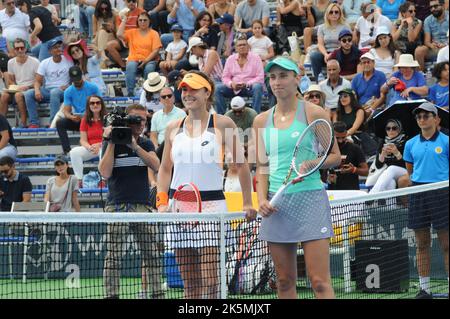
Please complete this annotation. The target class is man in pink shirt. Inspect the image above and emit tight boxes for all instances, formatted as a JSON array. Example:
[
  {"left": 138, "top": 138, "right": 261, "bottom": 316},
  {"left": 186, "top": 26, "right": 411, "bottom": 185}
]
[{"left": 214, "top": 36, "right": 265, "bottom": 114}]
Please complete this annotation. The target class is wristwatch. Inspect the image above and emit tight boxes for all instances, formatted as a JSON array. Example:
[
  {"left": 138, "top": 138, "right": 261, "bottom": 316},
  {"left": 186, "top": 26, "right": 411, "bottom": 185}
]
[{"left": 190, "top": 6, "right": 195, "bottom": 10}]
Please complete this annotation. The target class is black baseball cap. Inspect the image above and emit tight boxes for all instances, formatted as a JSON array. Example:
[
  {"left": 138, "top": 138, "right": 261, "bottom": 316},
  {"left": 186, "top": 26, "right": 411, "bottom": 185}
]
[{"left": 69, "top": 66, "right": 83, "bottom": 82}]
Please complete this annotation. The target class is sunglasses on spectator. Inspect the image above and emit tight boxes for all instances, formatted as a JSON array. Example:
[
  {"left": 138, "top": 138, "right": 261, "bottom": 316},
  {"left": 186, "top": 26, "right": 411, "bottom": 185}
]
[
  {"left": 90, "top": 100, "right": 102, "bottom": 105},
  {"left": 329, "top": 10, "right": 340, "bottom": 15},
  {"left": 385, "top": 126, "right": 399, "bottom": 131},
  {"left": 361, "top": 60, "right": 372, "bottom": 64},
  {"left": 160, "top": 94, "right": 173, "bottom": 99},
  {"left": 308, "top": 93, "right": 321, "bottom": 99},
  {"left": 415, "top": 113, "right": 435, "bottom": 120},
  {"left": 14, "top": 46, "right": 25, "bottom": 51},
  {"left": 340, "top": 37, "right": 352, "bottom": 43},
  {"left": 101, "top": 6, "right": 108, "bottom": 11},
  {"left": 369, "top": 27, "right": 374, "bottom": 37},
  {"left": 138, "top": 19, "right": 149, "bottom": 22},
  {"left": 408, "top": 9, "right": 416, "bottom": 13},
  {"left": 430, "top": 4, "right": 440, "bottom": 9}
]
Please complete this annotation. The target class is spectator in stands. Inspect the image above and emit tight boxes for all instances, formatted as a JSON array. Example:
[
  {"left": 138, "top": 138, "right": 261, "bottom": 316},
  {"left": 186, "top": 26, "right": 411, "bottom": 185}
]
[
  {"left": 44, "top": 154, "right": 80, "bottom": 212},
  {"left": 167, "top": 69, "right": 183, "bottom": 105},
  {"left": 117, "top": 11, "right": 162, "bottom": 97},
  {"left": 327, "top": 121, "right": 368, "bottom": 190},
  {"left": 66, "top": 40, "right": 107, "bottom": 95},
  {"left": 319, "top": 59, "right": 351, "bottom": 113},
  {"left": 192, "top": 11, "right": 219, "bottom": 50},
  {"left": 208, "top": 0, "right": 235, "bottom": 21},
  {"left": 99, "top": 103, "right": 163, "bottom": 300},
  {"left": 354, "top": 3, "right": 392, "bottom": 51},
  {"left": 275, "top": 0, "right": 314, "bottom": 56},
  {"left": 376, "top": 0, "right": 404, "bottom": 21},
  {"left": 0, "top": 38, "right": 40, "bottom": 128},
  {"left": 0, "top": 113, "right": 16, "bottom": 160},
  {"left": 216, "top": 13, "right": 235, "bottom": 63},
  {"left": 234, "top": 0, "right": 270, "bottom": 35},
  {"left": 224, "top": 96, "right": 257, "bottom": 146},
  {"left": 302, "top": 0, "right": 327, "bottom": 51},
  {"left": 0, "top": 0, "right": 30, "bottom": 57},
  {"left": 92, "top": 0, "right": 119, "bottom": 64},
  {"left": 248, "top": 20, "right": 274, "bottom": 65},
  {"left": 144, "top": 0, "right": 170, "bottom": 34},
  {"left": 140, "top": 72, "right": 166, "bottom": 113},
  {"left": 24, "top": 39, "right": 73, "bottom": 128},
  {"left": 310, "top": 2, "right": 350, "bottom": 82},
  {"left": 329, "top": 29, "right": 362, "bottom": 81},
  {"left": 428, "top": 61, "right": 449, "bottom": 109},
  {"left": 414, "top": 0, "right": 432, "bottom": 22},
  {"left": 17, "top": 0, "right": 63, "bottom": 61},
  {"left": 414, "top": 0, "right": 449, "bottom": 71},
  {"left": 381, "top": 54, "right": 428, "bottom": 106},
  {"left": 368, "top": 26, "right": 399, "bottom": 79},
  {"left": 0, "top": 156, "right": 31, "bottom": 212},
  {"left": 76, "top": 0, "right": 97, "bottom": 40},
  {"left": 105, "top": 0, "right": 144, "bottom": 69},
  {"left": 69, "top": 95, "right": 105, "bottom": 182},
  {"left": 215, "top": 35, "right": 264, "bottom": 114},
  {"left": 159, "top": 24, "right": 187, "bottom": 76},
  {"left": 39, "top": 0, "right": 60, "bottom": 25},
  {"left": 332, "top": 88, "right": 365, "bottom": 137},
  {"left": 162, "top": 0, "right": 206, "bottom": 48},
  {"left": 342, "top": 0, "right": 366, "bottom": 25},
  {"left": 56, "top": 66, "right": 102, "bottom": 155},
  {"left": 223, "top": 152, "right": 242, "bottom": 192},
  {"left": 403, "top": 102, "right": 449, "bottom": 299},
  {"left": 369, "top": 118, "right": 407, "bottom": 194},
  {"left": 351, "top": 52, "right": 387, "bottom": 115},
  {"left": 186, "top": 37, "right": 223, "bottom": 82},
  {"left": 304, "top": 84, "right": 328, "bottom": 115},
  {"left": 150, "top": 86, "right": 186, "bottom": 148},
  {"left": 392, "top": 1, "right": 423, "bottom": 55}
]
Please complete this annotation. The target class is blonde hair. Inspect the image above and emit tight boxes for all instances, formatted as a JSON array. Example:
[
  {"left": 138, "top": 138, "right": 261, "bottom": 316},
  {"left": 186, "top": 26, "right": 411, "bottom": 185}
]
[{"left": 324, "top": 3, "right": 346, "bottom": 28}]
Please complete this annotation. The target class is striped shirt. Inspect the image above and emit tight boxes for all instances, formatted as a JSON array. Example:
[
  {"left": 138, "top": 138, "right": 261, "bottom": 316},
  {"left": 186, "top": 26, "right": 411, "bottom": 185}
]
[{"left": 199, "top": 49, "right": 223, "bottom": 83}]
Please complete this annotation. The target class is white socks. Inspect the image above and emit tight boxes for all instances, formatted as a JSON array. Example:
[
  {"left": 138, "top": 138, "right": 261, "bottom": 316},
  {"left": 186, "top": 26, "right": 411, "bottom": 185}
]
[{"left": 419, "top": 276, "right": 431, "bottom": 293}]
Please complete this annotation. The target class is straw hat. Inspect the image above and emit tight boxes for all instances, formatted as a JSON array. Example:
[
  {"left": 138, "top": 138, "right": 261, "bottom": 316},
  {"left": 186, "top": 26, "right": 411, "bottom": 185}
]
[
  {"left": 394, "top": 54, "right": 420, "bottom": 68},
  {"left": 304, "top": 84, "right": 325, "bottom": 100},
  {"left": 143, "top": 72, "right": 167, "bottom": 92}
]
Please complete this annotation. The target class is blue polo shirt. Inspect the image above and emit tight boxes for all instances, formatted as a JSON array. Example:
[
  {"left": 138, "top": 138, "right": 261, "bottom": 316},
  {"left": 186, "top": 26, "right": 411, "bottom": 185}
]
[
  {"left": 403, "top": 130, "right": 449, "bottom": 183},
  {"left": 63, "top": 80, "right": 102, "bottom": 115},
  {"left": 351, "top": 70, "right": 386, "bottom": 105}
]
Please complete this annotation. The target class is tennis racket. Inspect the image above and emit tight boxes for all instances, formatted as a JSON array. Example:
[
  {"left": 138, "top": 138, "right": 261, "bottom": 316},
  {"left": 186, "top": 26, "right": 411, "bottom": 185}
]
[
  {"left": 269, "top": 118, "right": 334, "bottom": 207},
  {"left": 171, "top": 183, "right": 202, "bottom": 230}
]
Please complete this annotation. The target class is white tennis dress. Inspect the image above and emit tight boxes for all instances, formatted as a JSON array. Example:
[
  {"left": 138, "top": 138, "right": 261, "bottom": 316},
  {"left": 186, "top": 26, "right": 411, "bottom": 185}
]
[{"left": 167, "top": 114, "right": 228, "bottom": 249}]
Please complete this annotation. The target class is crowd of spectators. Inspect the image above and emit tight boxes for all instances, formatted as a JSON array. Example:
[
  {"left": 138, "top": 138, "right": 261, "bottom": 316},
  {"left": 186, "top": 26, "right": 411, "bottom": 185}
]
[{"left": 0, "top": 0, "right": 448, "bottom": 206}]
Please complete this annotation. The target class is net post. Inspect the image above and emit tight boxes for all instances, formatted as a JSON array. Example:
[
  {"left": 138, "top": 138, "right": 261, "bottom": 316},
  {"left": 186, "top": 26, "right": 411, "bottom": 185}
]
[
  {"left": 219, "top": 212, "right": 227, "bottom": 299},
  {"left": 342, "top": 220, "right": 352, "bottom": 293}
]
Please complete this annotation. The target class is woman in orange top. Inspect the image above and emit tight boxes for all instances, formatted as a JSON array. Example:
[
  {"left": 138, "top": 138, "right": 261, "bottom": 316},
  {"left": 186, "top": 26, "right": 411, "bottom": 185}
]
[{"left": 117, "top": 11, "right": 162, "bottom": 97}]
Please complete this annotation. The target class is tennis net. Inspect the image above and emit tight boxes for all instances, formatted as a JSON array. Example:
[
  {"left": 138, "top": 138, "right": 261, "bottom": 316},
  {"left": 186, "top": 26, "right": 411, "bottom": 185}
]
[{"left": 0, "top": 181, "right": 448, "bottom": 299}]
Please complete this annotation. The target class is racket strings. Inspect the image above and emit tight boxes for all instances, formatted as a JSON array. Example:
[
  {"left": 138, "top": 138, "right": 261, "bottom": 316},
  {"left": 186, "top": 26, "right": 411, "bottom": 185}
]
[{"left": 293, "top": 122, "right": 333, "bottom": 176}]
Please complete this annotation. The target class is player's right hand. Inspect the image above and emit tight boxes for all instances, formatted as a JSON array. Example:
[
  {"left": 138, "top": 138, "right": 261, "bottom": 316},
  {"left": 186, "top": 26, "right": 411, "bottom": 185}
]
[{"left": 258, "top": 200, "right": 276, "bottom": 218}]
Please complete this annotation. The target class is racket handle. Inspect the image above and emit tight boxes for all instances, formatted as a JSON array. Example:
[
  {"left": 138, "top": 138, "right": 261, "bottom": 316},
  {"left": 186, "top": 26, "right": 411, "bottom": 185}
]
[{"left": 269, "top": 185, "right": 287, "bottom": 206}]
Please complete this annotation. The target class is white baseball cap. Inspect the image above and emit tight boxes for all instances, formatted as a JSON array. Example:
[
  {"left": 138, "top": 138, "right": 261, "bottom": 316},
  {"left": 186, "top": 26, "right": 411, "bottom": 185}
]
[{"left": 230, "top": 96, "right": 246, "bottom": 110}]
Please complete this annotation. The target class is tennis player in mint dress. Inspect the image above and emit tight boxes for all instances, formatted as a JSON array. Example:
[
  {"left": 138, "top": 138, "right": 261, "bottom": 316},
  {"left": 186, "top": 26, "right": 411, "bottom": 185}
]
[{"left": 252, "top": 57, "right": 341, "bottom": 299}]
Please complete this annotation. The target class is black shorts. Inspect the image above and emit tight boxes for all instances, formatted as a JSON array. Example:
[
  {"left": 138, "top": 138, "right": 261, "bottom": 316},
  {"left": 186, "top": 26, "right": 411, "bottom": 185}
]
[{"left": 407, "top": 183, "right": 449, "bottom": 230}]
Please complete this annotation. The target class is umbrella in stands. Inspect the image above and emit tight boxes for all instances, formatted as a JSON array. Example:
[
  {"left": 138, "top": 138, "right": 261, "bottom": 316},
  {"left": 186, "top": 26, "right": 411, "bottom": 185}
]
[{"left": 373, "top": 100, "right": 449, "bottom": 139}]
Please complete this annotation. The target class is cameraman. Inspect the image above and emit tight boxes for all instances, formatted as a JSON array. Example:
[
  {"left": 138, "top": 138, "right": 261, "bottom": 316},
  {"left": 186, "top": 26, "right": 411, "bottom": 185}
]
[
  {"left": 98, "top": 103, "right": 163, "bottom": 299},
  {"left": 327, "top": 121, "right": 368, "bottom": 190}
]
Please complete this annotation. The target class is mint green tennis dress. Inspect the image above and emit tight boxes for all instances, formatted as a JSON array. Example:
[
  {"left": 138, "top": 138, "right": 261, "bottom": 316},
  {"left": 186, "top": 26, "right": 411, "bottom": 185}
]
[{"left": 259, "top": 101, "right": 334, "bottom": 243}]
